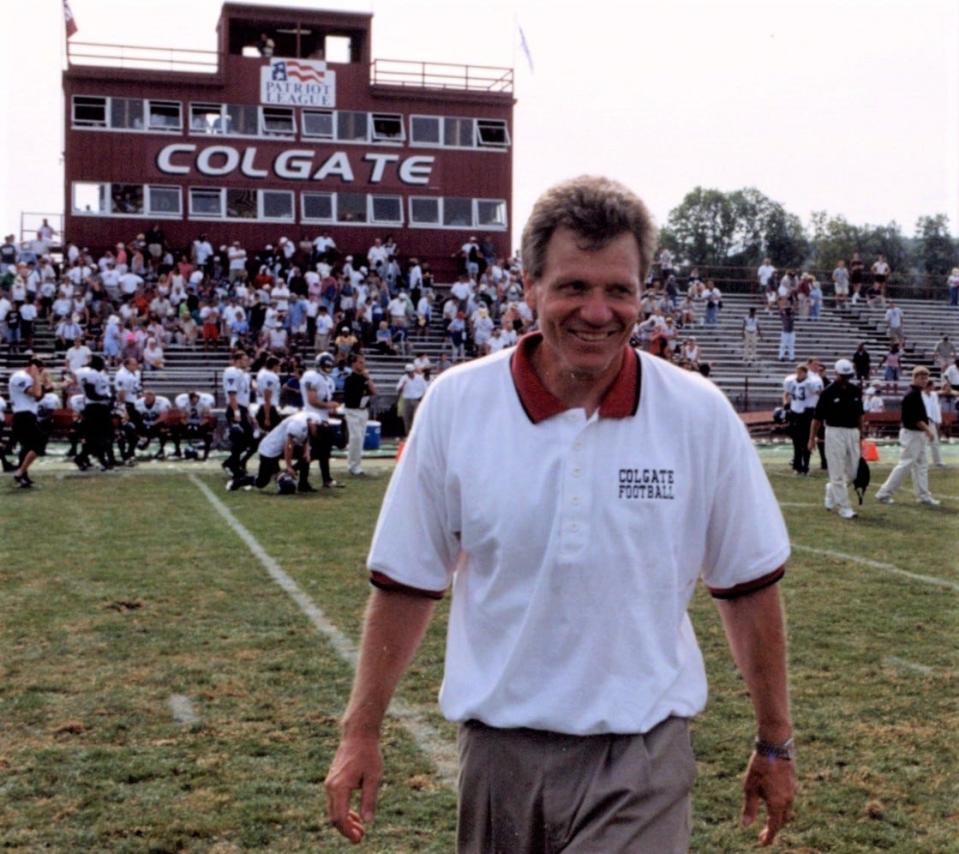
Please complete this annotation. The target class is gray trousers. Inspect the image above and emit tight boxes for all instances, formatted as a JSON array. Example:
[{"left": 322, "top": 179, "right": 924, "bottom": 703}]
[{"left": 457, "top": 716, "right": 695, "bottom": 853}]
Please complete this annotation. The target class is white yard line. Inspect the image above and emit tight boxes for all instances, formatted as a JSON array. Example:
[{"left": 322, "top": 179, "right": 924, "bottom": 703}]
[
  {"left": 881, "top": 656, "right": 935, "bottom": 677},
  {"left": 189, "top": 474, "right": 458, "bottom": 788},
  {"left": 791, "top": 544, "right": 959, "bottom": 593},
  {"left": 168, "top": 694, "right": 201, "bottom": 726},
  {"left": 778, "top": 502, "right": 820, "bottom": 508}
]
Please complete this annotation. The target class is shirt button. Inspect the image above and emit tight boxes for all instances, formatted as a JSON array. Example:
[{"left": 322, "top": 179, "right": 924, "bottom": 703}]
[
  {"left": 572, "top": 496, "right": 580, "bottom": 505},
  {"left": 572, "top": 468, "right": 581, "bottom": 477},
  {"left": 570, "top": 523, "right": 579, "bottom": 532}
]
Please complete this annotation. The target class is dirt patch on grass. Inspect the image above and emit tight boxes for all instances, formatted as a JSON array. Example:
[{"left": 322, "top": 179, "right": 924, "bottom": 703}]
[
  {"left": 53, "top": 721, "right": 87, "bottom": 737},
  {"left": 104, "top": 599, "right": 145, "bottom": 612}
]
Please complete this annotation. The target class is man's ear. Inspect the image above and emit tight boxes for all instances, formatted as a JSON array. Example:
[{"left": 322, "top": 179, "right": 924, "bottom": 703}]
[{"left": 522, "top": 272, "right": 537, "bottom": 312}]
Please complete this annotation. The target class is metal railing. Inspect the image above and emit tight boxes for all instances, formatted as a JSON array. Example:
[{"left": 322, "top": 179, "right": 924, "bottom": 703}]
[
  {"left": 371, "top": 59, "right": 513, "bottom": 93},
  {"left": 67, "top": 41, "right": 220, "bottom": 73}
]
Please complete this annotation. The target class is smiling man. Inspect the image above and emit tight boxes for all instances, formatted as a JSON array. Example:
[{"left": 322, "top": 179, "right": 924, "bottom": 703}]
[{"left": 325, "top": 176, "right": 795, "bottom": 851}]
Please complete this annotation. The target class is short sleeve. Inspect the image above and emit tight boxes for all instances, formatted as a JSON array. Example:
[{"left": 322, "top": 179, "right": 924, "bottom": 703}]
[
  {"left": 701, "top": 406, "right": 790, "bottom": 598},
  {"left": 367, "top": 385, "right": 460, "bottom": 596}
]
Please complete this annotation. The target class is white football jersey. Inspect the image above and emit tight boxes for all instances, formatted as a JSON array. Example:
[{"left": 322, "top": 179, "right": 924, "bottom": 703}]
[
  {"left": 256, "top": 368, "right": 282, "bottom": 402},
  {"left": 9, "top": 370, "right": 39, "bottom": 413},
  {"left": 300, "top": 369, "right": 334, "bottom": 421},
  {"left": 76, "top": 367, "right": 112, "bottom": 404},
  {"left": 135, "top": 395, "right": 172, "bottom": 426},
  {"left": 114, "top": 367, "right": 142, "bottom": 400},
  {"left": 258, "top": 410, "right": 312, "bottom": 458},
  {"left": 223, "top": 366, "right": 251, "bottom": 407}
]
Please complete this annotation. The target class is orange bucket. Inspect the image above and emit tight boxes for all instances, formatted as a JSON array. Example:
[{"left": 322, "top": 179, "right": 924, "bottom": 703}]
[
  {"left": 396, "top": 439, "right": 406, "bottom": 461},
  {"left": 861, "top": 439, "right": 879, "bottom": 462}
]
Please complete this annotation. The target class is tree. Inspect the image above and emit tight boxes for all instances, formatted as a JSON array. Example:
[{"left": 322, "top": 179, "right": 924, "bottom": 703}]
[
  {"left": 914, "top": 214, "right": 956, "bottom": 275},
  {"left": 809, "top": 211, "right": 863, "bottom": 271},
  {"left": 664, "top": 187, "right": 736, "bottom": 270}
]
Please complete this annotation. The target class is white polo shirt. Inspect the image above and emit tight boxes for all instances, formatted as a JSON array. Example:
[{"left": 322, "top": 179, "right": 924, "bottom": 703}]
[{"left": 368, "top": 334, "right": 789, "bottom": 736}]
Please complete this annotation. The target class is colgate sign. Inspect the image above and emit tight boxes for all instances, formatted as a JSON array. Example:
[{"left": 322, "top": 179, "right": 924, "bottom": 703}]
[{"left": 156, "top": 144, "right": 435, "bottom": 185}]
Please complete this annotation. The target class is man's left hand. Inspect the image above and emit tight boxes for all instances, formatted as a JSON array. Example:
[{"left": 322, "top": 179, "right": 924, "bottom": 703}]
[{"left": 741, "top": 752, "right": 796, "bottom": 846}]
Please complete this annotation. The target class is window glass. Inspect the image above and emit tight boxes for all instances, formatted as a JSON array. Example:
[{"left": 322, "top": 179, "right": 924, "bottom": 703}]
[
  {"left": 371, "top": 114, "right": 404, "bottom": 141},
  {"left": 261, "top": 107, "right": 295, "bottom": 135},
  {"left": 410, "top": 197, "right": 440, "bottom": 224},
  {"left": 337, "top": 192, "right": 367, "bottom": 223},
  {"left": 443, "top": 197, "right": 472, "bottom": 226},
  {"left": 110, "top": 98, "right": 144, "bottom": 130},
  {"left": 371, "top": 196, "right": 402, "bottom": 223},
  {"left": 190, "top": 104, "right": 222, "bottom": 133},
  {"left": 262, "top": 191, "right": 294, "bottom": 220},
  {"left": 476, "top": 200, "right": 507, "bottom": 227},
  {"left": 226, "top": 104, "right": 259, "bottom": 135},
  {"left": 410, "top": 116, "right": 440, "bottom": 144},
  {"left": 190, "top": 188, "right": 223, "bottom": 217},
  {"left": 336, "top": 111, "right": 368, "bottom": 141},
  {"left": 147, "top": 186, "right": 181, "bottom": 216},
  {"left": 226, "top": 189, "right": 257, "bottom": 219},
  {"left": 72, "top": 182, "right": 108, "bottom": 213},
  {"left": 302, "top": 193, "right": 334, "bottom": 221},
  {"left": 303, "top": 110, "right": 334, "bottom": 138},
  {"left": 73, "top": 97, "right": 107, "bottom": 127},
  {"left": 148, "top": 101, "right": 181, "bottom": 131},
  {"left": 476, "top": 120, "right": 509, "bottom": 148},
  {"left": 111, "top": 184, "right": 144, "bottom": 214},
  {"left": 443, "top": 117, "right": 474, "bottom": 147}
]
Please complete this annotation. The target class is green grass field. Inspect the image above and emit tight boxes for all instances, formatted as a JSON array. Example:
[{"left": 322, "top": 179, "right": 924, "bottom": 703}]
[{"left": 1, "top": 445, "right": 957, "bottom": 852}]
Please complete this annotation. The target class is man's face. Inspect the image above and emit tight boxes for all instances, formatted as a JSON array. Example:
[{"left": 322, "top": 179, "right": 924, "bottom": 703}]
[{"left": 524, "top": 227, "right": 641, "bottom": 381}]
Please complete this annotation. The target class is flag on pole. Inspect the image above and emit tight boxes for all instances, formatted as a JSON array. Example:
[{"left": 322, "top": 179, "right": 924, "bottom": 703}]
[
  {"left": 517, "top": 24, "right": 534, "bottom": 73},
  {"left": 64, "top": 0, "right": 78, "bottom": 38}
]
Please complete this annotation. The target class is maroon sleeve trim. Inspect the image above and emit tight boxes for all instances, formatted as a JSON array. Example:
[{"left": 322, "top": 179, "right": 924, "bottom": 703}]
[
  {"left": 369, "top": 570, "right": 446, "bottom": 600},
  {"left": 708, "top": 566, "right": 785, "bottom": 600}
]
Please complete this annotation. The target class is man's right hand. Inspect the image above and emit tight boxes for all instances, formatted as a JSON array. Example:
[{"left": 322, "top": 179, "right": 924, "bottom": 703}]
[{"left": 325, "top": 735, "right": 383, "bottom": 844}]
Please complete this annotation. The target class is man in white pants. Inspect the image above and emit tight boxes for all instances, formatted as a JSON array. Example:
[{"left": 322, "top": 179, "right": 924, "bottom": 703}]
[
  {"left": 342, "top": 354, "right": 376, "bottom": 476},
  {"left": 809, "top": 359, "right": 863, "bottom": 519},
  {"left": 875, "top": 367, "right": 941, "bottom": 505},
  {"left": 921, "top": 378, "right": 945, "bottom": 468}
]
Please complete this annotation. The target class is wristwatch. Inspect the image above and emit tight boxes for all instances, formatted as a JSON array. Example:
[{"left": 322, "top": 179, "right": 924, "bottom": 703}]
[{"left": 754, "top": 736, "right": 796, "bottom": 761}]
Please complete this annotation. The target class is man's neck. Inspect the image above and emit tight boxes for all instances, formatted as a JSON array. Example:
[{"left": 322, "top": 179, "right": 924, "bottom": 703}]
[{"left": 530, "top": 345, "right": 624, "bottom": 418}]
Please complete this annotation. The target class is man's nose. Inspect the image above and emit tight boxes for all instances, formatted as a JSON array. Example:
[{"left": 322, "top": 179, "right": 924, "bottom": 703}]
[{"left": 578, "top": 290, "right": 615, "bottom": 325}]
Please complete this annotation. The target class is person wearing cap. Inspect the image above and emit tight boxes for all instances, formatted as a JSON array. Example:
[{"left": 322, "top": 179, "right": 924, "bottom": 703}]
[
  {"left": 395, "top": 363, "right": 427, "bottom": 436},
  {"left": 808, "top": 359, "right": 864, "bottom": 519},
  {"left": 326, "top": 176, "right": 795, "bottom": 850},
  {"left": 875, "top": 367, "right": 941, "bottom": 505}
]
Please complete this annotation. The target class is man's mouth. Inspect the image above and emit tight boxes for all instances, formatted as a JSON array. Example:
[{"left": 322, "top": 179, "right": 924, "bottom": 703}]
[{"left": 570, "top": 330, "right": 616, "bottom": 343}]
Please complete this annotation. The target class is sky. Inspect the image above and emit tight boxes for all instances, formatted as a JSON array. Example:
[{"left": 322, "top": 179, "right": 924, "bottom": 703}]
[{"left": 1, "top": 0, "right": 957, "bottom": 248}]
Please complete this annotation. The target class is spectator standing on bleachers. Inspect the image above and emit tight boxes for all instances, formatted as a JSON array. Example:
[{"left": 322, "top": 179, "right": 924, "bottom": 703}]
[
  {"left": 948, "top": 267, "right": 959, "bottom": 307},
  {"left": 809, "top": 359, "right": 864, "bottom": 519},
  {"left": 852, "top": 342, "right": 871, "bottom": 383},
  {"left": 921, "top": 379, "right": 945, "bottom": 468},
  {"left": 884, "top": 302, "right": 904, "bottom": 344},
  {"left": 778, "top": 304, "right": 796, "bottom": 362},
  {"left": 741, "top": 307, "right": 762, "bottom": 363},
  {"left": 871, "top": 254, "right": 890, "bottom": 304},
  {"left": 879, "top": 342, "right": 902, "bottom": 393},
  {"left": 933, "top": 335, "right": 955, "bottom": 372},
  {"left": 875, "top": 366, "right": 940, "bottom": 506},
  {"left": 702, "top": 280, "right": 722, "bottom": 326},
  {"left": 831, "top": 260, "right": 850, "bottom": 308},
  {"left": 757, "top": 257, "right": 776, "bottom": 294},
  {"left": 849, "top": 252, "right": 865, "bottom": 304},
  {"left": 0, "top": 234, "right": 18, "bottom": 275},
  {"left": 808, "top": 279, "right": 823, "bottom": 320}
]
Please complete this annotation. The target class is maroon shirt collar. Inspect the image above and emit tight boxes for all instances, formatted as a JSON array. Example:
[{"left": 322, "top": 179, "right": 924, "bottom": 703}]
[{"left": 510, "top": 332, "right": 641, "bottom": 424}]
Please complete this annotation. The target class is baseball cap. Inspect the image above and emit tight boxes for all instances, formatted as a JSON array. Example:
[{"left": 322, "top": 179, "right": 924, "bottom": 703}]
[
  {"left": 835, "top": 359, "right": 855, "bottom": 376},
  {"left": 405, "top": 363, "right": 415, "bottom": 372}
]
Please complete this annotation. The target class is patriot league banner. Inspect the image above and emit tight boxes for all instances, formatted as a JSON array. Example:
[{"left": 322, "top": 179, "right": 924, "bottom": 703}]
[{"left": 261, "top": 59, "right": 336, "bottom": 107}]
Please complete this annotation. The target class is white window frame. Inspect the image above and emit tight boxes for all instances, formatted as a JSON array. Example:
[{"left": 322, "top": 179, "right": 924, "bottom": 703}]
[
  {"left": 72, "top": 96, "right": 107, "bottom": 128},
  {"left": 301, "top": 191, "right": 335, "bottom": 223},
  {"left": 369, "top": 194, "right": 404, "bottom": 225},
  {"left": 109, "top": 96, "right": 146, "bottom": 131},
  {"left": 189, "top": 187, "right": 225, "bottom": 219},
  {"left": 443, "top": 117, "right": 476, "bottom": 149},
  {"left": 475, "top": 119, "right": 510, "bottom": 149},
  {"left": 110, "top": 183, "right": 147, "bottom": 216},
  {"left": 474, "top": 198, "right": 508, "bottom": 230},
  {"left": 224, "top": 187, "right": 259, "bottom": 220},
  {"left": 259, "top": 106, "right": 297, "bottom": 137},
  {"left": 370, "top": 113, "right": 405, "bottom": 144},
  {"left": 147, "top": 100, "right": 183, "bottom": 132},
  {"left": 442, "top": 196, "right": 473, "bottom": 228},
  {"left": 189, "top": 102, "right": 227, "bottom": 135},
  {"left": 146, "top": 185, "right": 183, "bottom": 218},
  {"left": 259, "top": 190, "right": 295, "bottom": 222},
  {"left": 409, "top": 114, "right": 442, "bottom": 147},
  {"left": 302, "top": 109, "right": 334, "bottom": 140}
]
